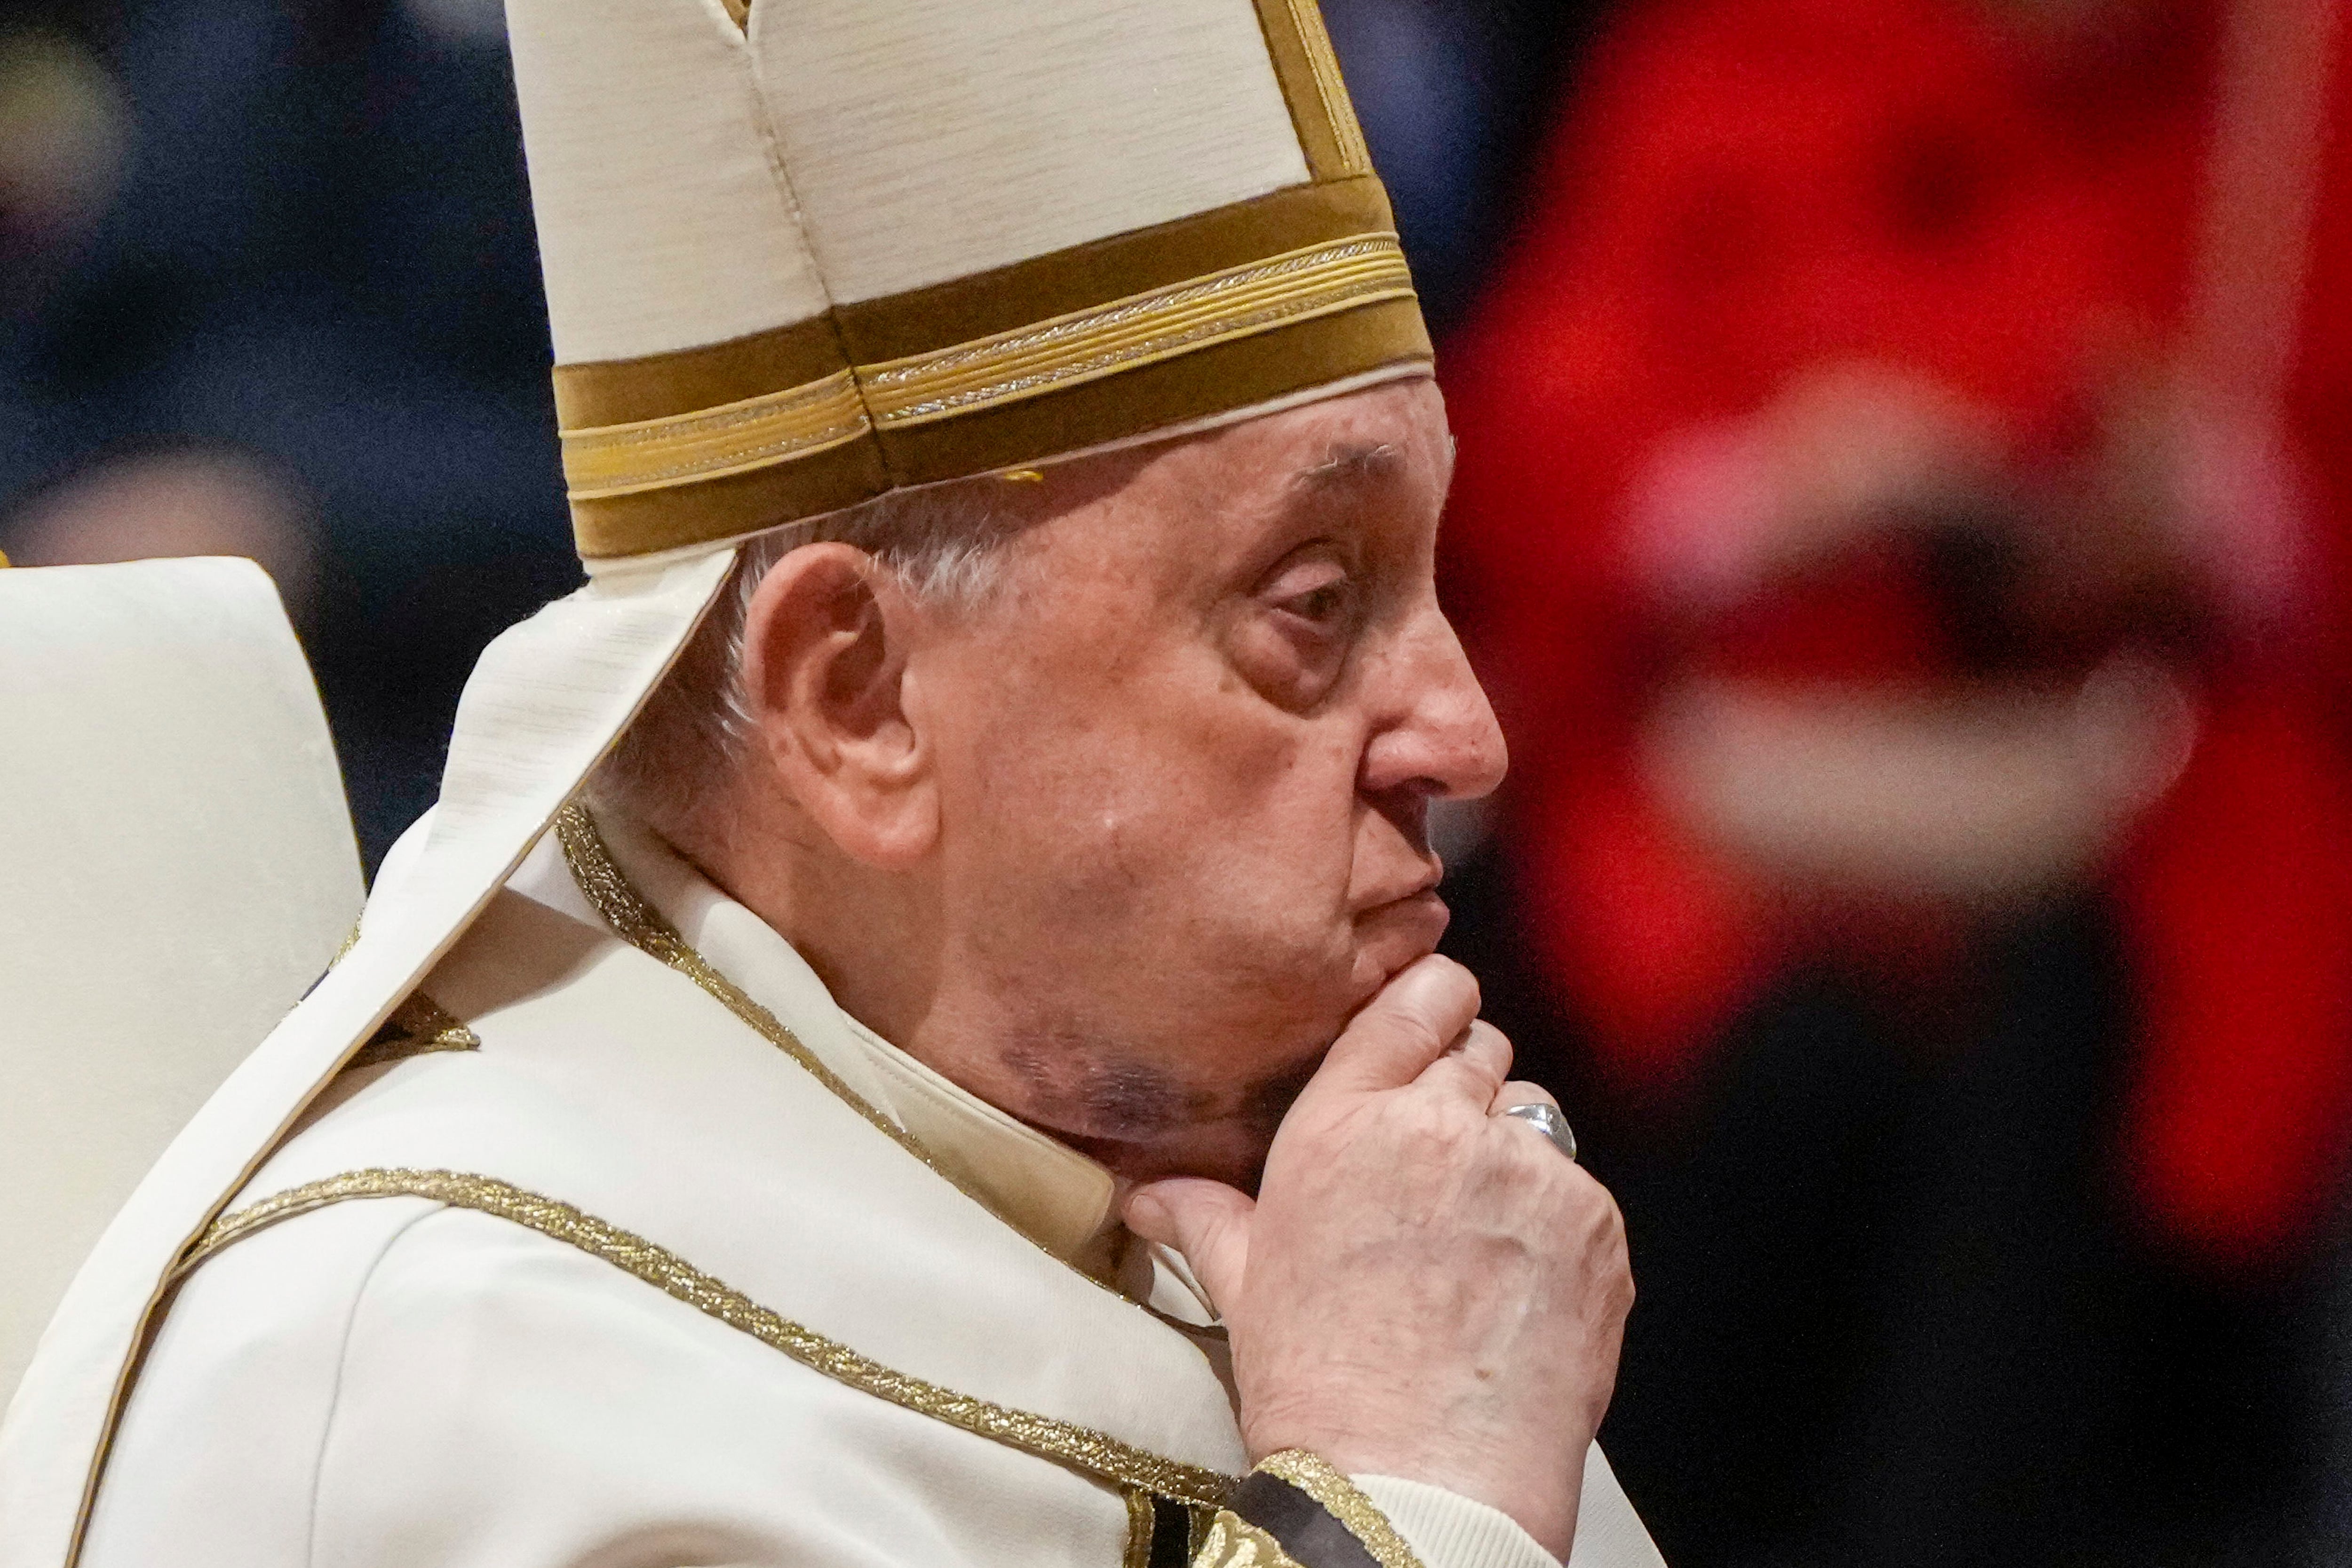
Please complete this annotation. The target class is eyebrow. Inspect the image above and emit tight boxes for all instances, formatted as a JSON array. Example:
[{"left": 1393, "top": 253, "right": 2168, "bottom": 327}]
[{"left": 1292, "top": 440, "right": 1400, "bottom": 490}]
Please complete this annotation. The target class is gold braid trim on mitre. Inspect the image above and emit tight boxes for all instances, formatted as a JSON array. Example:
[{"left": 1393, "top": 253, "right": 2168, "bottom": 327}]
[{"left": 554, "top": 177, "right": 1428, "bottom": 560}]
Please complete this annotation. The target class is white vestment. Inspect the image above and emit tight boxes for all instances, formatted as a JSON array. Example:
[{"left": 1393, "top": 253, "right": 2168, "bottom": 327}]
[{"left": 78, "top": 811, "right": 1663, "bottom": 1568}]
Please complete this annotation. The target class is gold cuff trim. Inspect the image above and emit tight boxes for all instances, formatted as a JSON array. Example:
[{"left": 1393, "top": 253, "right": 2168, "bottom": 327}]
[
  {"left": 182, "top": 1167, "right": 1235, "bottom": 1509},
  {"left": 856, "top": 235, "right": 1412, "bottom": 430},
  {"left": 561, "top": 370, "right": 870, "bottom": 501},
  {"left": 1196, "top": 1512, "right": 1308, "bottom": 1568},
  {"left": 1253, "top": 1452, "right": 1425, "bottom": 1568}
]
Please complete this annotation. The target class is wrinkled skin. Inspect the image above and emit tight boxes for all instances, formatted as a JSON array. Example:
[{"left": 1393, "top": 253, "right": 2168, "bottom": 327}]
[{"left": 685, "top": 378, "right": 1631, "bottom": 1554}]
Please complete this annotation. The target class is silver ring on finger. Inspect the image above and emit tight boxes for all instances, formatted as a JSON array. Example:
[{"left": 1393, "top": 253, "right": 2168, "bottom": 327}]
[{"left": 1499, "top": 1101, "right": 1578, "bottom": 1162}]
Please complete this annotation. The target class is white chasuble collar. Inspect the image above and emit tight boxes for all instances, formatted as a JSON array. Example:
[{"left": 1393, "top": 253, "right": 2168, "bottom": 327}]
[{"left": 532, "top": 805, "right": 1125, "bottom": 1273}]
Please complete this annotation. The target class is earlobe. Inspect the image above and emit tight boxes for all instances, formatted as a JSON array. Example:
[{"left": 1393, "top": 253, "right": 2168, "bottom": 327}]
[{"left": 740, "top": 544, "right": 940, "bottom": 868}]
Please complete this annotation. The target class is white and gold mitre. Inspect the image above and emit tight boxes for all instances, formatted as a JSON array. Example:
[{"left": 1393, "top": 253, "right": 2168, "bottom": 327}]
[
  {"left": 0, "top": 7, "right": 1427, "bottom": 1560},
  {"left": 521, "top": 0, "right": 1430, "bottom": 563}
]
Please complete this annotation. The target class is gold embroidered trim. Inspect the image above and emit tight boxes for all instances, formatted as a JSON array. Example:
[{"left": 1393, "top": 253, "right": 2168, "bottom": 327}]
[
  {"left": 1194, "top": 1511, "right": 1307, "bottom": 1568},
  {"left": 181, "top": 1167, "right": 1235, "bottom": 1508},
  {"left": 346, "top": 989, "right": 482, "bottom": 1070},
  {"left": 856, "top": 235, "right": 1414, "bottom": 429},
  {"left": 560, "top": 370, "right": 870, "bottom": 501},
  {"left": 1284, "top": 0, "right": 1372, "bottom": 177},
  {"left": 551, "top": 804, "right": 938, "bottom": 1171},
  {"left": 1253, "top": 1452, "right": 1424, "bottom": 1568}
]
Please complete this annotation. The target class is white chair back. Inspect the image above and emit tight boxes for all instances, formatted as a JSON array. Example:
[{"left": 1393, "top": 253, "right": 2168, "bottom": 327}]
[{"left": 0, "top": 558, "right": 362, "bottom": 1410}]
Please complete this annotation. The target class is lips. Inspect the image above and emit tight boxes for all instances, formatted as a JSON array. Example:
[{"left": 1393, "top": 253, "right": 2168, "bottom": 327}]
[{"left": 1354, "top": 858, "right": 1444, "bottom": 915}]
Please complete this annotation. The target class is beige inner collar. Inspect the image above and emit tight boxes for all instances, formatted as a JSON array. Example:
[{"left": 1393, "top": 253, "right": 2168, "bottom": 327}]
[{"left": 567, "top": 809, "right": 1126, "bottom": 1274}]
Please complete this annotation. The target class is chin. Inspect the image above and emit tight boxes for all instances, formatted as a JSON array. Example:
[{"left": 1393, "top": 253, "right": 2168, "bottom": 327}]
[
  {"left": 1349, "top": 890, "right": 1450, "bottom": 997},
  {"left": 1007, "top": 904, "right": 1449, "bottom": 1188},
  {"left": 1051, "top": 1035, "right": 1327, "bottom": 1190}
]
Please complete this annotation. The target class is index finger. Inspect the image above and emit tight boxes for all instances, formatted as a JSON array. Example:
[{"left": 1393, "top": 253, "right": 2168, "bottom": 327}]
[{"left": 1304, "top": 955, "right": 1482, "bottom": 1099}]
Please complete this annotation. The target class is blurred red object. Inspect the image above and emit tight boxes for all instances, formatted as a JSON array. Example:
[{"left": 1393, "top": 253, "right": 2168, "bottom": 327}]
[{"left": 1443, "top": 0, "right": 2352, "bottom": 1269}]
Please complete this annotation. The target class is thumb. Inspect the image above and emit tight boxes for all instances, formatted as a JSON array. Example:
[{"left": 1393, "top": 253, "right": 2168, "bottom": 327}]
[
  {"left": 1308, "top": 954, "right": 1482, "bottom": 1098},
  {"left": 1123, "top": 1177, "right": 1255, "bottom": 1313}
]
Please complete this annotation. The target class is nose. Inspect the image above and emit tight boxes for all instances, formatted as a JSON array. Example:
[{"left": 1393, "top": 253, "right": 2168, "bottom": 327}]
[{"left": 1360, "top": 600, "right": 1509, "bottom": 804}]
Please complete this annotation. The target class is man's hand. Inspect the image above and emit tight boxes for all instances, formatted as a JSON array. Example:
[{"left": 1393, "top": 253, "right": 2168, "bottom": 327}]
[{"left": 1122, "top": 955, "right": 1632, "bottom": 1559}]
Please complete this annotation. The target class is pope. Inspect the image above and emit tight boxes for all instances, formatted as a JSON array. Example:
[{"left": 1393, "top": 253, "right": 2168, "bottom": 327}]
[{"left": 0, "top": 2, "right": 1663, "bottom": 1567}]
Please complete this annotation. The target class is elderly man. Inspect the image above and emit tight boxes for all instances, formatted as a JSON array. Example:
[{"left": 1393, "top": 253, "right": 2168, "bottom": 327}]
[{"left": 0, "top": 3, "right": 1661, "bottom": 1567}]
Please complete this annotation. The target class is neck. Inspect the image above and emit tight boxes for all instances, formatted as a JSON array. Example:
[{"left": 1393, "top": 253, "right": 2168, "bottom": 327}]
[
  {"left": 654, "top": 784, "right": 1281, "bottom": 1191},
  {"left": 657, "top": 785, "right": 946, "bottom": 1060}
]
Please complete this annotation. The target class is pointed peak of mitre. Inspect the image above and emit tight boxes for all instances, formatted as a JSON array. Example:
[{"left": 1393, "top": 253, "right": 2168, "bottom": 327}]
[{"left": 505, "top": 0, "right": 1430, "bottom": 562}]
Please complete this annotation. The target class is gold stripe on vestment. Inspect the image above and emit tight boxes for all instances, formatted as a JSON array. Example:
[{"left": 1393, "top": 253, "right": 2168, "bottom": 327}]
[
  {"left": 1125, "top": 1487, "right": 1160, "bottom": 1568},
  {"left": 855, "top": 235, "right": 1414, "bottom": 429},
  {"left": 181, "top": 1167, "right": 1237, "bottom": 1509},
  {"left": 560, "top": 369, "right": 870, "bottom": 501}
]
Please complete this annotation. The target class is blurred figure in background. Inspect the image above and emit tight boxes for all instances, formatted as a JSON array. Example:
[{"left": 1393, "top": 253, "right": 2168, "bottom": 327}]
[
  {"left": 1439, "top": 0, "right": 2352, "bottom": 1563},
  {"left": 1322, "top": 0, "right": 1608, "bottom": 329},
  {"left": 6, "top": 446, "right": 321, "bottom": 618},
  {"left": 0, "top": 0, "right": 571, "bottom": 864}
]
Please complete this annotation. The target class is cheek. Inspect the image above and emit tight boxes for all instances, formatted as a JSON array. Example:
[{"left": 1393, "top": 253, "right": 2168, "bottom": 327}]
[{"left": 954, "top": 693, "right": 1364, "bottom": 943}]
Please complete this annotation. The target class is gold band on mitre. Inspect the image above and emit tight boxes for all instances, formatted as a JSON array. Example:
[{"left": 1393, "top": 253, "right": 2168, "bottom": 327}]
[{"left": 554, "top": 176, "right": 1430, "bottom": 561}]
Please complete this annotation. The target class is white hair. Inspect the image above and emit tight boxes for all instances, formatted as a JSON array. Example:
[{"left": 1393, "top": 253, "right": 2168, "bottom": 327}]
[{"left": 592, "top": 478, "right": 1033, "bottom": 828}]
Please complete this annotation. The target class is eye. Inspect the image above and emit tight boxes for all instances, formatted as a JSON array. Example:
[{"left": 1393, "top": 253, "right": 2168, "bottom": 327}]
[
  {"left": 1284, "top": 580, "right": 1349, "bottom": 623},
  {"left": 1267, "top": 559, "right": 1356, "bottom": 629},
  {"left": 1223, "top": 551, "right": 1360, "bottom": 710}
]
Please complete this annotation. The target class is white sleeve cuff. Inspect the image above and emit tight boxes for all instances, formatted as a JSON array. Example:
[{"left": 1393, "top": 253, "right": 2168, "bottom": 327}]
[{"left": 1350, "top": 1474, "right": 1558, "bottom": 1568}]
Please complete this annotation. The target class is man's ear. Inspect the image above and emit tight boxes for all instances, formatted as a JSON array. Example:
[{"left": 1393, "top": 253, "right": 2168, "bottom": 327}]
[{"left": 738, "top": 542, "right": 939, "bottom": 867}]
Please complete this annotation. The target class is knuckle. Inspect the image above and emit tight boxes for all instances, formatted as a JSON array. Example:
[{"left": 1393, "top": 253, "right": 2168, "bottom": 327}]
[
  {"left": 1472, "top": 1023, "right": 1519, "bottom": 1073},
  {"left": 1383, "top": 1090, "right": 1478, "bottom": 1164},
  {"left": 1362, "top": 996, "right": 1449, "bottom": 1059}
]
